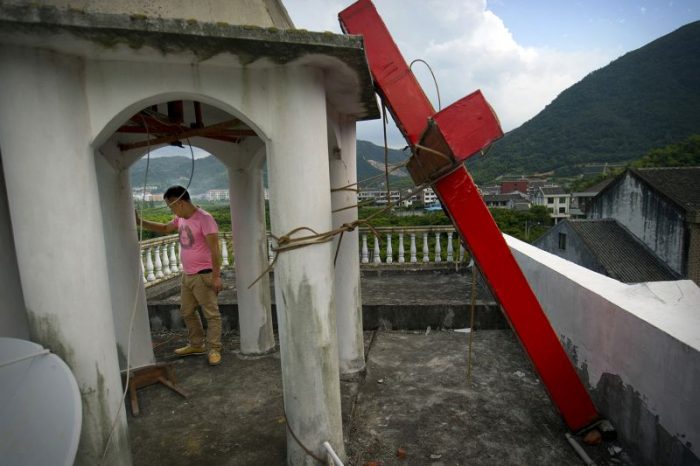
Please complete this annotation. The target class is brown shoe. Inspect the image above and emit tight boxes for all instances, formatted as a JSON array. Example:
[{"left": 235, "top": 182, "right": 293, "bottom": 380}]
[
  {"left": 174, "top": 345, "right": 206, "bottom": 357},
  {"left": 208, "top": 349, "right": 222, "bottom": 366}
]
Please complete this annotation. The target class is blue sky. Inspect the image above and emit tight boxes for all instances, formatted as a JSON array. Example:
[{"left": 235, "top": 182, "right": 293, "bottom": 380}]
[{"left": 285, "top": 0, "right": 699, "bottom": 147}]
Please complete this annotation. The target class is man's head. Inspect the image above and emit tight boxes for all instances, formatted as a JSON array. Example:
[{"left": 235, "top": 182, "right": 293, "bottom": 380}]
[{"left": 164, "top": 185, "right": 193, "bottom": 217}]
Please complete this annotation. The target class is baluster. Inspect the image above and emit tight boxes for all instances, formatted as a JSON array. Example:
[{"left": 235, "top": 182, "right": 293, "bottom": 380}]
[
  {"left": 220, "top": 237, "right": 229, "bottom": 267},
  {"left": 268, "top": 238, "right": 274, "bottom": 264},
  {"left": 145, "top": 247, "right": 156, "bottom": 281},
  {"left": 178, "top": 243, "right": 184, "bottom": 271},
  {"left": 385, "top": 233, "right": 393, "bottom": 263},
  {"left": 446, "top": 232, "right": 454, "bottom": 262},
  {"left": 460, "top": 243, "right": 466, "bottom": 263},
  {"left": 361, "top": 233, "right": 369, "bottom": 264},
  {"left": 422, "top": 232, "right": 430, "bottom": 263},
  {"left": 434, "top": 232, "right": 442, "bottom": 263},
  {"left": 154, "top": 245, "right": 164, "bottom": 278},
  {"left": 161, "top": 243, "right": 171, "bottom": 275},
  {"left": 410, "top": 233, "right": 417, "bottom": 263},
  {"left": 169, "top": 241, "right": 178, "bottom": 273},
  {"left": 398, "top": 232, "right": 405, "bottom": 263},
  {"left": 373, "top": 235, "right": 381, "bottom": 264},
  {"left": 140, "top": 250, "right": 147, "bottom": 284}
]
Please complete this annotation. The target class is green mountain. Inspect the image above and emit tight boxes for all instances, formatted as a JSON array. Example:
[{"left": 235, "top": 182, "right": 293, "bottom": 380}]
[
  {"left": 130, "top": 141, "right": 411, "bottom": 195},
  {"left": 468, "top": 20, "right": 700, "bottom": 183},
  {"left": 130, "top": 156, "right": 229, "bottom": 195}
]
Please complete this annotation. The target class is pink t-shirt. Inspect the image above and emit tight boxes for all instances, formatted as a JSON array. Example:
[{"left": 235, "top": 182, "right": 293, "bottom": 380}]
[{"left": 170, "top": 208, "right": 219, "bottom": 274}]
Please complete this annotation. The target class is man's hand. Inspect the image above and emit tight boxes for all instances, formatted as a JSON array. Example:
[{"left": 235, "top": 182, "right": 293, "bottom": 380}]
[{"left": 212, "top": 276, "right": 223, "bottom": 294}]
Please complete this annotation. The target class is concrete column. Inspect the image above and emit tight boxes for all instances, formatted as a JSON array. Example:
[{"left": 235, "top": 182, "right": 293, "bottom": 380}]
[
  {"left": 227, "top": 147, "right": 275, "bottom": 354},
  {"left": 0, "top": 154, "right": 29, "bottom": 339},
  {"left": 329, "top": 116, "right": 365, "bottom": 376},
  {"left": 267, "top": 66, "right": 345, "bottom": 464},
  {"left": 95, "top": 140, "right": 156, "bottom": 370},
  {"left": 0, "top": 46, "right": 131, "bottom": 465}
]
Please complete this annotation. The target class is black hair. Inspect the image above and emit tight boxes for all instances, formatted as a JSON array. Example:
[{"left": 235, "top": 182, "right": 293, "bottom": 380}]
[{"left": 163, "top": 185, "right": 191, "bottom": 202}]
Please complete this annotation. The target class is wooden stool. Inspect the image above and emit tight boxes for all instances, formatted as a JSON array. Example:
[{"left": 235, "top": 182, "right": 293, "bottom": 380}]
[{"left": 127, "top": 363, "right": 188, "bottom": 416}]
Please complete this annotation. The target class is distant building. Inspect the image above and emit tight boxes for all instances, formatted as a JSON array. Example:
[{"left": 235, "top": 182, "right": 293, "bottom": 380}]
[
  {"left": 535, "top": 219, "right": 679, "bottom": 283},
  {"left": 358, "top": 189, "right": 400, "bottom": 205},
  {"left": 483, "top": 192, "right": 530, "bottom": 210},
  {"left": 569, "top": 178, "right": 614, "bottom": 219},
  {"left": 533, "top": 186, "right": 570, "bottom": 222},
  {"left": 479, "top": 185, "right": 500, "bottom": 196},
  {"left": 422, "top": 187, "right": 438, "bottom": 206},
  {"left": 500, "top": 180, "right": 528, "bottom": 195},
  {"left": 588, "top": 167, "right": 700, "bottom": 284},
  {"left": 205, "top": 189, "right": 230, "bottom": 201}
]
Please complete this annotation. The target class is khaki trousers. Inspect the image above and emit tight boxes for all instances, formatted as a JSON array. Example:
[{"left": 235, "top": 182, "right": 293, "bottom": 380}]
[{"left": 180, "top": 272, "right": 222, "bottom": 351}]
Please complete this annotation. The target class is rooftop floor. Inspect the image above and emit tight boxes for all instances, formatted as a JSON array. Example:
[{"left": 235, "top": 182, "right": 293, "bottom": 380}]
[{"left": 130, "top": 270, "right": 637, "bottom": 465}]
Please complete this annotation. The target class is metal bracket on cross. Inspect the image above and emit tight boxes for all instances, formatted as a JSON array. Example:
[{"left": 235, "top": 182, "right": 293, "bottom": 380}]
[{"left": 340, "top": 0, "right": 600, "bottom": 432}]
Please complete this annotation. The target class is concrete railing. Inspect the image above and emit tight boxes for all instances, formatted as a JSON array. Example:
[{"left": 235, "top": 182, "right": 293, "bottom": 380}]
[
  {"left": 140, "top": 226, "right": 467, "bottom": 286},
  {"left": 140, "top": 233, "right": 232, "bottom": 287},
  {"left": 357, "top": 226, "right": 467, "bottom": 265}
]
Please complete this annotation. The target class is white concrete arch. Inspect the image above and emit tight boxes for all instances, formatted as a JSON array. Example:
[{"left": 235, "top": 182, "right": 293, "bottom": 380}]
[{"left": 86, "top": 62, "right": 274, "bottom": 150}]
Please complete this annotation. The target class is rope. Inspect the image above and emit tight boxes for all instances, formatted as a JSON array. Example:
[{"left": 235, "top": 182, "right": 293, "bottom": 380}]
[
  {"left": 284, "top": 413, "right": 326, "bottom": 464},
  {"left": 410, "top": 58, "right": 442, "bottom": 111},
  {"left": 382, "top": 100, "right": 390, "bottom": 206},
  {"left": 467, "top": 260, "right": 476, "bottom": 384}
]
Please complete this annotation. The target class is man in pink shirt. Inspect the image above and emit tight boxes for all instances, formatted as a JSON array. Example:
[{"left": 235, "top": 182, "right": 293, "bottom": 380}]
[{"left": 136, "top": 185, "right": 223, "bottom": 365}]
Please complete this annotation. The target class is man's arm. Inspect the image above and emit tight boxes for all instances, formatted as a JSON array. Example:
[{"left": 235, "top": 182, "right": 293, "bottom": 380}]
[
  {"left": 205, "top": 233, "right": 223, "bottom": 293},
  {"left": 135, "top": 210, "right": 177, "bottom": 235}
]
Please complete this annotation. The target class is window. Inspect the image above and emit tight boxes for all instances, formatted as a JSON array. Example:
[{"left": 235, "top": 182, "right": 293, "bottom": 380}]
[
  {"left": 559, "top": 197, "right": 567, "bottom": 203},
  {"left": 559, "top": 207, "right": 566, "bottom": 214},
  {"left": 547, "top": 198, "right": 554, "bottom": 204},
  {"left": 558, "top": 232, "right": 567, "bottom": 250}
]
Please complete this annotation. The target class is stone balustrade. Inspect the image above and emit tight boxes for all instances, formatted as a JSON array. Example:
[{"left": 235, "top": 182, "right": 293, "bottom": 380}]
[
  {"left": 140, "top": 226, "right": 466, "bottom": 286},
  {"left": 140, "top": 232, "right": 233, "bottom": 287}
]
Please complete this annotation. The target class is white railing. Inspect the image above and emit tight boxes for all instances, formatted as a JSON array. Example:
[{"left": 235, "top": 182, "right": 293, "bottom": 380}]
[
  {"left": 140, "top": 232, "right": 233, "bottom": 287},
  {"left": 140, "top": 226, "right": 466, "bottom": 286},
  {"left": 357, "top": 226, "right": 466, "bottom": 265}
]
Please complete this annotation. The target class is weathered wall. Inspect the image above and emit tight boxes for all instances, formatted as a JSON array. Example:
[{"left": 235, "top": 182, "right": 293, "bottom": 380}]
[
  {"left": 0, "top": 153, "right": 29, "bottom": 339},
  {"left": 0, "top": 44, "right": 131, "bottom": 465},
  {"left": 534, "top": 221, "right": 607, "bottom": 276},
  {"left": 507, "top": 234, "right": 700, "bottom": 466},
  {"left": 590, "top": 172, "right": 687, "bottom": 275},
  {"left": 1, "top": 0, "right": 293, "bottom": 28}
]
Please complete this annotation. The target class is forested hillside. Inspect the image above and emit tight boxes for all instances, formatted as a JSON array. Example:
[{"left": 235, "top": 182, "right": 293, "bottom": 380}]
[{"left": 468, "top": 21, "right": 700, "bottom": 183}]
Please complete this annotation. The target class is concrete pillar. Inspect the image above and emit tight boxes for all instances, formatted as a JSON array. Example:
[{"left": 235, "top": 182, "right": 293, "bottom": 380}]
[
  {"left": 227, "top": 146, "right": 275, "bottom": 354},
  {"left": 267, "top": 66, "right": 345, "bottom": 464},
  {"left": 0, "top": 154, "right": 29, "bottom": 339},
  {"left": 329, "top": 115, "right": 365, "bottom": 376},
  {"left": 0, "top": 46, "right": 131, "bottom": 465},
  {"left": 95, "top": 140, "right": 156, "bottom": 370}
]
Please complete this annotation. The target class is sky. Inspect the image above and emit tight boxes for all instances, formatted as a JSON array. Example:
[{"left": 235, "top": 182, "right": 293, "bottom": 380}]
[
  {"left": 152, "top": 0, "right": 699, "bottom": 157},
  {"left": 285, "top": 0, "right": 700, "bottom": 148}
]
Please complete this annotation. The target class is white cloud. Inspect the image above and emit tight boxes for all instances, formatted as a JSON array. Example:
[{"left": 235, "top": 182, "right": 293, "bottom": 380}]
[{"left": 284, "top": 0, "right": 615, "bottom": 146}]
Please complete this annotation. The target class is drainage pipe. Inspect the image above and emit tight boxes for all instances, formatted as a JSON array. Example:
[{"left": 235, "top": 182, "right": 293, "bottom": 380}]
[
  {"left": 565, "top": 433, "right": 596, "bottom": 466},
  {"left": 322, "top": 441, "right": 345, "bottom": 466}
]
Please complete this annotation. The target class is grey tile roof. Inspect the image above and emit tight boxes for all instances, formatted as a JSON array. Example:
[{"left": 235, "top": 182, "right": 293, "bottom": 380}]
[
  {"left": 572, "top": 177, "right": 615, "bottom": 196},
  {"left": 631, "top": 167, "right": 700, "bottom": 215},
  {"left": 540, "top": 186, "right": 567, "bottom": 195},
  {"left": 567, "top": 219, "right": 679, "bottom": 283}
]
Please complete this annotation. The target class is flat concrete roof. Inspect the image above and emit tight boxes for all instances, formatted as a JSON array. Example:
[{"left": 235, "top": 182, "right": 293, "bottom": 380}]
[
  {"left": 134, "top": 269, "right": 638, "bottom": 465},
  {"left": 0, "top": 2, "right": 380, "bottom": 120}
]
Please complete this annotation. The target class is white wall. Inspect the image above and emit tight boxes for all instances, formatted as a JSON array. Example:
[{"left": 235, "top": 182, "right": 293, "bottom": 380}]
[
  {"left": 0, "top": 45, "right": 131, "bottom": 465},
  {"left": 0, "top": 155, "right": 29, "bottom": 339},
  {"left": 590, "top": 173, "right": 686, "bottom": 275},
  {"left": 507, "top": 234, "right": 700, "bottom": 465}
]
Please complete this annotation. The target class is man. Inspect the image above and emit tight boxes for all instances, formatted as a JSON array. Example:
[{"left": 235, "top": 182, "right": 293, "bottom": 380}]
[{"left": 136, "top": 185, "right": 223, "bottom": 365}]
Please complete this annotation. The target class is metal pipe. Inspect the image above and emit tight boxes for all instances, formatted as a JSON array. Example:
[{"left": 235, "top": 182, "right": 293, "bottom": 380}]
[
  {"left": 565, "top": 433, "right": 596, "bottom": 466},
  {"left": 322, "top": 441, "right": 345, "bottom": 466}
]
